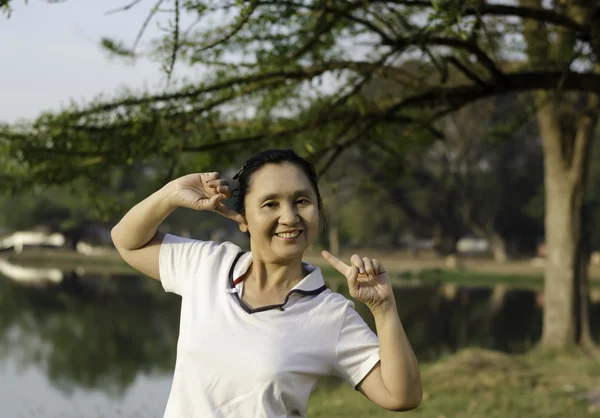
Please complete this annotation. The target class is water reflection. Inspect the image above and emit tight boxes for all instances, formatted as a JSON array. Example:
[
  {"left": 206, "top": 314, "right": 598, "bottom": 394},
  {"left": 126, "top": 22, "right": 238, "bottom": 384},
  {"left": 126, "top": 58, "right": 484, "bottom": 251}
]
[
  {"left": 0, "top": 262, "right": 180, "bottom": 399},
  {"left": 1, "top": 258, "right": 599, "bottom": 416},
  {"left": 329, "top": 280, "right": 600, "bottom": 361},
  {"left": 0, "top": 258, "right": 63, "bottom": 284}
]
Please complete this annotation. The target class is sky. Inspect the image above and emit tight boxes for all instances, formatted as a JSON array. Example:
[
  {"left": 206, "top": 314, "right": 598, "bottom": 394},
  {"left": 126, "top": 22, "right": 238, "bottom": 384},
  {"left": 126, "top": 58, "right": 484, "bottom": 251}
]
[{"left": 1, "top": 0, "right": 202, "bottom": 123}]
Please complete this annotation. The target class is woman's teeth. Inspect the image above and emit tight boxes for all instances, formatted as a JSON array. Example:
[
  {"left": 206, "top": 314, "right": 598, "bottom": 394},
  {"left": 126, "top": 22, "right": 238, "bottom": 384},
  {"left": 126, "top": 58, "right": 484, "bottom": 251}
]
[{"left": 276, "top": 231, "right": 301, "bottom": 239}]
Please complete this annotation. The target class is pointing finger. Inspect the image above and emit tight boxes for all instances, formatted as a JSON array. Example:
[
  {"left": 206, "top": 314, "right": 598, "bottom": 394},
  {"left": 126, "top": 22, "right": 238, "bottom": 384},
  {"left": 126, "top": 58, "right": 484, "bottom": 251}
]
[{"left": 321, "top": 250, "right": 352, "bottom": 276}]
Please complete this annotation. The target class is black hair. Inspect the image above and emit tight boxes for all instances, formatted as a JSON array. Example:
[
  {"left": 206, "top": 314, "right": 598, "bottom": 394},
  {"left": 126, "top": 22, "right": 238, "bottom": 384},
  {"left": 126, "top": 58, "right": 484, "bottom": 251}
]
[{"left": 233, "top": 149, "right": 328, "bottom": 232}]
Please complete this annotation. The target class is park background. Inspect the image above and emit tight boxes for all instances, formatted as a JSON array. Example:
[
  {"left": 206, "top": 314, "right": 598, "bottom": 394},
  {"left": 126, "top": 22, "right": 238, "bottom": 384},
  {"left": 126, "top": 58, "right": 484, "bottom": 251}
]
[{"left": 1, "top": 0, "right": 600, "bottom": 417}]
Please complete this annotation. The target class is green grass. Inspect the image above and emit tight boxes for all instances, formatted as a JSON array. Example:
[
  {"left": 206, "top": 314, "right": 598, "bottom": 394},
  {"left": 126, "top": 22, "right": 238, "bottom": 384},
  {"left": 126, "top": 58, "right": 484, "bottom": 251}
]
[
  {"left": 307, "top": 347, "right": 600, "bottom": 417},
  {"left": 319, "top": 263, "right": 543, "bottom": 287},
  {"left": 320, "top": 264, "right": 600, "bottom": 289},
  {"left": 400, "top": 269, "right": 545, "bottom": 286},
  {"left": 8, "top": 252, "right": 600, "bottom": 289}
]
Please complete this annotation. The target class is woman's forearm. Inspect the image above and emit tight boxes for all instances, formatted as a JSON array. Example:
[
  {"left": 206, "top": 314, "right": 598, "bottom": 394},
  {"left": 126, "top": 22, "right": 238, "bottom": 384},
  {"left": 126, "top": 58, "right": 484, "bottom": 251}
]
[
  {"left": 111, "top": 182, "right": 176, "bottom": 251},
  {"left": 373, "top": 303, "right": 422, "bottom": 407}
]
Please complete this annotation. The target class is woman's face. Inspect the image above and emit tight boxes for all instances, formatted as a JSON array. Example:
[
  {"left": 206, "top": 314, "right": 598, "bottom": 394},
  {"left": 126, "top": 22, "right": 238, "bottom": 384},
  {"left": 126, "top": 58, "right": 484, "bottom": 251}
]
[{"left": 242, "top": 162, "right": 320, "bottom": 263}]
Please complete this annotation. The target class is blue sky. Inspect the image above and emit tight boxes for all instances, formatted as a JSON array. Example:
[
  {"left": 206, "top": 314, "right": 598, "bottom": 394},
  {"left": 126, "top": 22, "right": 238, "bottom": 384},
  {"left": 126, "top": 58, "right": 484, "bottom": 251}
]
[{"left": 1, "top": 0, "right": 200, "bottom": 123}]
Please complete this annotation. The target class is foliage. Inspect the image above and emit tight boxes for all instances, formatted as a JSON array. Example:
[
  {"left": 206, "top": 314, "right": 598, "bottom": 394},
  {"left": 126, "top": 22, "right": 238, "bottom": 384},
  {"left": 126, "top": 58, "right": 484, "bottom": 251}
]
[
  {"left": 3, "top": 1, "right": 600, "bottom": 192},
  {"left": 2, "top": 1, "right": 600, "bottom": 255}
]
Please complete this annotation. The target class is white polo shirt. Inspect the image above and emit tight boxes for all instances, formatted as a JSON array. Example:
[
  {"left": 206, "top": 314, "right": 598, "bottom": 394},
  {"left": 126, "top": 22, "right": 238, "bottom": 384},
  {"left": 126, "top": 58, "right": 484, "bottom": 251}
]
[{"left": 159, "top": 234, "right": 380, "bottom": 418}]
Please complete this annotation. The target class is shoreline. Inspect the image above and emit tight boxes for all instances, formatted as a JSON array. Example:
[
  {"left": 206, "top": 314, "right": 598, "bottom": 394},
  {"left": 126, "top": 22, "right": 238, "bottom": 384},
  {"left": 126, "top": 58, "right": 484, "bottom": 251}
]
[
  {"left": 0, "top": 248, "right": 600, "bottom": 281},
  {"left": 2, "top": 247, "right": 600, "bottom": 284}
]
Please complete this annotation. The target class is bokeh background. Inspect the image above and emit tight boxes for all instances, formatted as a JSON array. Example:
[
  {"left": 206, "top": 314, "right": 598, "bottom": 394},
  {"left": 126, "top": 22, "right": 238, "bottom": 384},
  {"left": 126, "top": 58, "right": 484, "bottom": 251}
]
[{"left": 1, "top": 1, "right": 600, "bottom": 417}]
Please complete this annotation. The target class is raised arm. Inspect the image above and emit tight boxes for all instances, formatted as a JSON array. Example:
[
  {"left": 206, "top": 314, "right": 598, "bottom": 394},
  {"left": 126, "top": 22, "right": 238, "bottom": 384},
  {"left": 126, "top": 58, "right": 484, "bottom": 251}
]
[
  {"left": 111, "top": 172, "right": 244, "bottom": 280},
  {"left": 321, "top": 250, "right": 422, "bottom": 412}
]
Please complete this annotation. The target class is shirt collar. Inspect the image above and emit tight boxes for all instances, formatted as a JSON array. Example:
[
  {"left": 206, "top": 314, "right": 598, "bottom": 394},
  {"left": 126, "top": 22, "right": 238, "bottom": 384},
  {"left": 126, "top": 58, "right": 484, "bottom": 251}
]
[{"left": 232, "top": 252, "right": 326, "bottom": 294}]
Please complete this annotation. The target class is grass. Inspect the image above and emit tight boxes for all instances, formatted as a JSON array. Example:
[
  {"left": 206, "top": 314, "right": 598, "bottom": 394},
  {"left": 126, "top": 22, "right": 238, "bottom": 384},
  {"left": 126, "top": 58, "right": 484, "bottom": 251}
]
[
  {"left": 319, "top": 264, "right": 600, "bottom": 290},
  {"left": 6, "top": 250, "right": 600, "bottom": 289},
  {"left": 397, "top": 269, "right": 545, "bottom": 287},
  {"left": 319, "top": 263, "right": 542, "bottom": 287},
  {"left": 0, "top": 253, "right": 563, "bottom": 288},
  {"left": 307, "top": 347, "right": 600, "bottom": 418}
]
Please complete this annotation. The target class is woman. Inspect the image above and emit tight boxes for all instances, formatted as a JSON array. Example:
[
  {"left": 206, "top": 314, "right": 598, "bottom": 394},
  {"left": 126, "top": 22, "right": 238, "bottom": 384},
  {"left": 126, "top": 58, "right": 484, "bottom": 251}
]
[{"left": 111, "top": 149, "right": 422, "bottom": 417}]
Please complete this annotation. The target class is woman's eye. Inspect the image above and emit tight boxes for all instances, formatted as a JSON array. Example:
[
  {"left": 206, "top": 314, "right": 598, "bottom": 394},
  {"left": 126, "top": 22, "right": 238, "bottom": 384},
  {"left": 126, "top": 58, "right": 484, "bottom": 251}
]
[
  {"left": 297, "top": 199, "right": 310, "bottom": 204},
  {"left": 264, "top": 202, "right": 277, "bottom": 208}
]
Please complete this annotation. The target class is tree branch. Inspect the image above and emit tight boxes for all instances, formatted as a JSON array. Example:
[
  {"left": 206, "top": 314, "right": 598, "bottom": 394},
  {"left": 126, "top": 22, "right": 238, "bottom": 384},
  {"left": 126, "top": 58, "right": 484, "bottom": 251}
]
[
  {"left": 193, "top": 0, "right": 258, "bottom": 54},
  {"left": 291, "top": 8, "right": 338, "bottom": 59},
  {"left": 446, "top": 56, "right": 488, "bottom": 88},
  {"left": 379, "top": 1, "right": 583, "bottom": 32},
  {"left": 62, "top": 60, "right": 422, "bottom": 119},
  {"left": 389, "top": 71, "right": 600, "bottom": 112},
  {"left": 133, "top": 0, "right": 165, "bottom": 53},
  {"left": 329, "top": 7, "right": 395, "bottom": 44},
  {"left": 43, "top": 69, "right": 600, "bottom": 153},
  {"left": 397, "top": 36, "right": 504, "bottom": 81},
  {"left": 166, "top": 0, "right": 180, "bottom": 85},
  {"left": 105, "top": 0, "right": 146, "bottom": 15},
  {"left": 181, "top": 123, "right": 317, "bottom": 153}
]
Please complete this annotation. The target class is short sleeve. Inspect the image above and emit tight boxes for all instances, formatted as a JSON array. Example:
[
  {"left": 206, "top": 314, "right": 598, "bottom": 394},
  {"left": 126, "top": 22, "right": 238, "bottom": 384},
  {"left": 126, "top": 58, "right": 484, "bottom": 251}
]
[
  {"left": 333, "top": 302, "right": 381, "bottom": 389},
  {"left": 158, "top": 233, "right": 219, "bottom": 296}
]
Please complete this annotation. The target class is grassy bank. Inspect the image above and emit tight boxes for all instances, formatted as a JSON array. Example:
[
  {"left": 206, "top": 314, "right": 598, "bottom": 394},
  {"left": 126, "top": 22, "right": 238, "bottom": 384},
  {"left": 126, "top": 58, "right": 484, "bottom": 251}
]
[
  {"left": 5, "top": 250, "right": 600, "bottom": 290},
  {"left": 5, "top": 251, "right": 600, "bottom": 296},
  {"left": 318, "top": 265, "right": 600, "bottom": 291},
  {"left": 308, "top": 347, "right": 600, "bottom": 417}
]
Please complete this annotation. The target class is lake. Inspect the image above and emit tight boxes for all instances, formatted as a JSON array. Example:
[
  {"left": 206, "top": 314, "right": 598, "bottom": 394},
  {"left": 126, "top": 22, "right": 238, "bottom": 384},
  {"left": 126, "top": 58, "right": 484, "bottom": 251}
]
[{"left": 1, "top": 259, "right": 598, "bottom": 417}]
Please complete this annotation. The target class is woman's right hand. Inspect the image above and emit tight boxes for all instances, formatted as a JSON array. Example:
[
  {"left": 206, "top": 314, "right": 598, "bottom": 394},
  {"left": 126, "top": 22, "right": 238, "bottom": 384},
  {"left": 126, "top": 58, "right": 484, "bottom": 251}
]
[{"left": 168, "top": 172, "right": 246, "bottom": 224}]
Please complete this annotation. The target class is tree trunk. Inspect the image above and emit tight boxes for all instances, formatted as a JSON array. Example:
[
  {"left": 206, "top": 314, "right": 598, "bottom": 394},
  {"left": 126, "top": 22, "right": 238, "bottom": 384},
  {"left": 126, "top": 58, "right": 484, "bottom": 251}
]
[
  {"left": 433, "top": 226, "right": 460, "bottom": 256},
  {"left": 577, "top": 203, "right": 595, "bottom": 349},
  {"left": 489, "top": 284, "right": 508, "bottom": 315},
  {"left": 538, "top": 97, "right": 596, "bottom": 349},
  {"left": 488, "top": 231, "right": 508, "bottom": 263},
  {"left": 577, "top": 244, "right": 594, "bottom": 348},
  {"left": 540, "top": 171, "right": 579, "bottom": 348}
]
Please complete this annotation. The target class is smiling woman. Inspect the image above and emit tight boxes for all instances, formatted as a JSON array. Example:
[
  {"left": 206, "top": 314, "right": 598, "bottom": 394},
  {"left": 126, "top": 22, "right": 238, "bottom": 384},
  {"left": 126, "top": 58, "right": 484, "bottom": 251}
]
[
  {"left": 110, "top": 149, "right": 422, "bottom": 417},
  {"left": 233, "top": 150, "right": 324, "bottom": 270}
]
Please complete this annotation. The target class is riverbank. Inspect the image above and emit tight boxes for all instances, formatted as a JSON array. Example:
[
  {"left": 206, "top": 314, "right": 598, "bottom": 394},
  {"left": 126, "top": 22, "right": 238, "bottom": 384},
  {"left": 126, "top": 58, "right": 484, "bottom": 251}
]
[
  {"left": 3, "top": 248, "right": 600, "bottom": 286},
  {"left": 308, "top": 347, "right": 600, "bottom": 417},
  {"left": 304, "top": 250, "right": 600, "bottom": 281},
  {"left": 5, "top": 246, "right": 600, "bottom": 274}
]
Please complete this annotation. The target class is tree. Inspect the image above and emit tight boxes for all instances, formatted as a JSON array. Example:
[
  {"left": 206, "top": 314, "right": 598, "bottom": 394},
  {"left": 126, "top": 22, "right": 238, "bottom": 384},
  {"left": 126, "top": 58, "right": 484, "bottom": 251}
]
[
  {"left": 3, "top": 1, "right": 600, "bottom": 350},
  {"left": 352, "top": 87, "right": 544, "bottom": 259},
  {"left": 516, "top": 0, "right": 600, "bottom": 350}
]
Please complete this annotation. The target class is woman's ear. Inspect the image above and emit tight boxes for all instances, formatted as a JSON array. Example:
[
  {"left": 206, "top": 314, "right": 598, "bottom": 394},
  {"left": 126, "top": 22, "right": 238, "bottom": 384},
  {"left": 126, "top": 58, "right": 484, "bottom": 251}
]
[{"left": 238, "top": 222, "right": 248, "bottom": 233}]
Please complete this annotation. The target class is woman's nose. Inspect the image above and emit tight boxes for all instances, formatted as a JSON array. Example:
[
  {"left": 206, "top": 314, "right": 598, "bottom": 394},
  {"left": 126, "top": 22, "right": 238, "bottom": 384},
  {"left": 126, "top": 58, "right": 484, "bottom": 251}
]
[{"left": 279, "top": 204, "right": 299, "bottom": 225}]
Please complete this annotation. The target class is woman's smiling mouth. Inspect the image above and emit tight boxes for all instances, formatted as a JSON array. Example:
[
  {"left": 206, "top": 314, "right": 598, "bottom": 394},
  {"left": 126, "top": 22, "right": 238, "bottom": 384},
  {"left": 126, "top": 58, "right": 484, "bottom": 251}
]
[{"left": 275, "top": 230, "right": 302, "bottom": 240}]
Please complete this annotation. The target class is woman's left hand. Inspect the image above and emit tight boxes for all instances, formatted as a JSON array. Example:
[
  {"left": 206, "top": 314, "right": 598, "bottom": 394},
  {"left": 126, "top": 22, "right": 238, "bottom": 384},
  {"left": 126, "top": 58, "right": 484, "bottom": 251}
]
[{"left": 321, "top": 250, "right": 395, "bottom": 314}]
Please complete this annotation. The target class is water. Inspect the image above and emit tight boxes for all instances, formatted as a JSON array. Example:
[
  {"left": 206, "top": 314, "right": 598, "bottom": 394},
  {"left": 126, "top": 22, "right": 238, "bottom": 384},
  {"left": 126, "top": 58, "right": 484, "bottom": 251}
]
[{"left": 0, "top": 259, "right": 598, "bottom": 417}]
